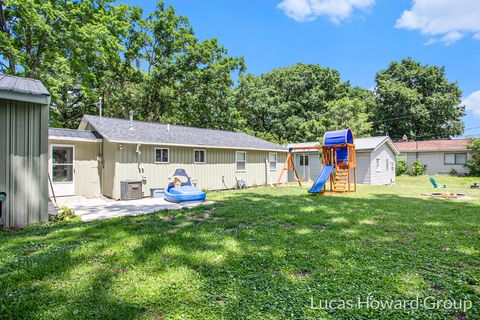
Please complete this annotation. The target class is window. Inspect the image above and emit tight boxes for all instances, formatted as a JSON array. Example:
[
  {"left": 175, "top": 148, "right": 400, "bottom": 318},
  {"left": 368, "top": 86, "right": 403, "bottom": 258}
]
[
  {"left": 385, "top": 159, "right": 389, "bottom": 171},
  {"left": 194, "top": 149, "right": 206, "bottom": 163},
  {"left": 155, "top": 148, "right": 169, "bottom": 163},
  {"left": 376, "top": 158, "right": 380, "bottom": 172},
  {"left": 391, "top": 161, "right": 395, "bottom": 173},
  {"left": 444, "top": 153, "right": 467, "bottom": 165},
  {"left": 300, "top": 155, "right": 309, "bottom": 166},
  {"left": 269, "top": 153, "right": 277, "bottom": 171},
  {"left": 236, "top": 151, "right": 246, "bottom": 171}
]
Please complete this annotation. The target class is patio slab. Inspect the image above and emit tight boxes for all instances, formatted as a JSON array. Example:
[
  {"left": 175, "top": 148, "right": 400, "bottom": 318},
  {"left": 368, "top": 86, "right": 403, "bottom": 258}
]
[{"left": 54, "top": 196, "right": 215, "bottom": 222}]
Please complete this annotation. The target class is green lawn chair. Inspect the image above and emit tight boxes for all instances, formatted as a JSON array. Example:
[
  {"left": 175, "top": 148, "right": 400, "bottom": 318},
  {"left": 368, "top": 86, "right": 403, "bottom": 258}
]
[{"left": 429, "top": 177, "right": 446, "bottom": 189}]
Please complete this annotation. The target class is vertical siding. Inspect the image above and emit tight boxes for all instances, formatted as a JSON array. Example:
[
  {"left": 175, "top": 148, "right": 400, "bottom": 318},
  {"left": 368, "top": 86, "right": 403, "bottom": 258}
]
[
  {"left": 401, "top": 151, "right": 470, "bottom": 175},
  {"left": 108, "top": 144, "right": 287, "bottom": 199},
  {"left": 102, "top": 141, "right": 117, "bottom": 198},
  {"left": 48, "top": 139, "right": 102, "bottom": 196},
  {"left": 355, "top": 152, "right": 371, "bottom": 184},
  {"left": 370, "top": 145, "right": 396, "bottom": 185},
  {"left": 0, "top": 99, "right": 48, "bottom": 227}
]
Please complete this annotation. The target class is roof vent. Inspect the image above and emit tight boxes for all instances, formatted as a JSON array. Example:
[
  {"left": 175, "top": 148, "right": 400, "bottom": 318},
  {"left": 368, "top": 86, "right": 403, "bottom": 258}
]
[
  {"left": 402, "top": 134, "right": 408, "bottom": 142},
  {"left": 129, "top": 111, "right": 134, "bottom": 130}
]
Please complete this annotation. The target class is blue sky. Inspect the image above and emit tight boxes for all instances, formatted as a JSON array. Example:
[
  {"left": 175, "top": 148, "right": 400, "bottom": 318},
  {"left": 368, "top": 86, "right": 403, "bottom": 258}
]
[{"left": 124, "top": 0, "right": 480, "bottom": 137}]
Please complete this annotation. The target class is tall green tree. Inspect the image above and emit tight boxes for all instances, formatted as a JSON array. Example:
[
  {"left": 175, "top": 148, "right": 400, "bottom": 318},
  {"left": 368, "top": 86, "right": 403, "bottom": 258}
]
[
  {"left": 373, "top": 58, "right": 465, "bottom": 140},
  {"left": 233, "top": 64, "right": 372, "bottom": 143},
  {"left": 467, "top": 139, "right": 480, "bottom": 176},
  {"left": 139, "top": 2, "right": 244, "bottom": 129},
  {"left": 0, "top": 0, "right": 142, "bottom": 128}
]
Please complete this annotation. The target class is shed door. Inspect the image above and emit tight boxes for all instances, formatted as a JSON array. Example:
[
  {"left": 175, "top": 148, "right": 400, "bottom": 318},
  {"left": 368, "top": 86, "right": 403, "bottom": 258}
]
[{"left": 50, "top": 145, "right": 75, "bottom": 196}]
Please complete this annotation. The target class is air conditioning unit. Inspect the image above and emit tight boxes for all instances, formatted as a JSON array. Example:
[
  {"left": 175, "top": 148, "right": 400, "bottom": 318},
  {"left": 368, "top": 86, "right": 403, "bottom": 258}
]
[{"left": 120, "top": 180, "right": 142, "bottom": 200}]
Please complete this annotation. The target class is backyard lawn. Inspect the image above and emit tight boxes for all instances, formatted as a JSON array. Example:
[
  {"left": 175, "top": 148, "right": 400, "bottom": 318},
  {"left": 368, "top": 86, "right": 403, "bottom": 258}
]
[{"left": 0, "top": 176, "right": 479, "bottom": 319}]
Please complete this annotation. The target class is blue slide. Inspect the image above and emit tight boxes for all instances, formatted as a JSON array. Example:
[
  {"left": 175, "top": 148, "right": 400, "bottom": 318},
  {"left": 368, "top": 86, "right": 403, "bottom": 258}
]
[{"left": 308, "top": 165, "right": 334, "bottom": 193}]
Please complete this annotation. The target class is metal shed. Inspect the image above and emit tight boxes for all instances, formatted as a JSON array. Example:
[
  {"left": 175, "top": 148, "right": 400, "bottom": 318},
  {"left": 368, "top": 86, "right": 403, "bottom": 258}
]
[{"left": 0, "top": 74, "right": 50, "bottom": 227}]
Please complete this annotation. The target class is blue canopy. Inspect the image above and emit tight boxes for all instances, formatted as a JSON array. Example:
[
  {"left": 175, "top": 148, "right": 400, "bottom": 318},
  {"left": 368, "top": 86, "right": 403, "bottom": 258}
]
[
  {"left": 323, "top": 129, "right": 353, "bottom": 146},
  {"left": 323, "top": 129, "right": 354, "bottom": 163}
]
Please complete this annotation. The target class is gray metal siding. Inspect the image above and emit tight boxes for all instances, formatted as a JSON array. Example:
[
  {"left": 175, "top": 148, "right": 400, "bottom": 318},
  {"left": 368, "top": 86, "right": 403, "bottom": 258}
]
[{"left": 0, "top": 99, "right": 48, "bottom": 227}]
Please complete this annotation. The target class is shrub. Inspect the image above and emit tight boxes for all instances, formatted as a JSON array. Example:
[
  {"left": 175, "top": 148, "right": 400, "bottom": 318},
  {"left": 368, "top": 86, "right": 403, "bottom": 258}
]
[
  {"left": 467, "top": 138, "right": 480, "bottom": 176},
  {"left": 449, "top": 168, "right": 458, "bottom": 176},
  {"left": 50, "top": 206, "right": 77, "bottom": 222},
  {"left": 396, "top": 159, "right": 408, "bottom": 176},
  {"left": 411, "top": 160, "right": 425, "bottom": 176}
]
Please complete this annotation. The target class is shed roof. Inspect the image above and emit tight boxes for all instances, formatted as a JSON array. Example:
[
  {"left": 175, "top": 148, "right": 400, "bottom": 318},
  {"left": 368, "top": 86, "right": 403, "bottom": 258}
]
[
  {"left": 288, "top": 136, "right": 399, "bottom": 154},
  {"left": 394, "top": 139, "right": 469, "bottom": 152},
  {"left": 0, "top": 74, "right": 50, "bottom": 104},
  {"left": 49, "top": 128, "right": 102, "bottom": 142},
  {"left": 79, "top": 115, "right": 287, "bottom": 152}
]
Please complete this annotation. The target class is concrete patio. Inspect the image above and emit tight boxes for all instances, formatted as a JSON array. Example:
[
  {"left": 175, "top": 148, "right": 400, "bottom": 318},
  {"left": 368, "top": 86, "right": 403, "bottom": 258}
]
[{"left": 52, "top": 196, "right": 215, "bottom": 222}]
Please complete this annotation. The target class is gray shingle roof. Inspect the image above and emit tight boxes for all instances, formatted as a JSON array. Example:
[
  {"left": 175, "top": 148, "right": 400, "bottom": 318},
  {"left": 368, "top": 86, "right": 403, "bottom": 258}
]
[
  {"left": 0, "top": 74, "right": 50, "bottom": 96},
  {"left": 288, "top": 136, "right": 399, "bottom": 154},
  {"left": 49, "top": 128, "right": 102, "bottom": 141},
  {"left": 81, "top": 115, "right": 287, "bottom": 151}
]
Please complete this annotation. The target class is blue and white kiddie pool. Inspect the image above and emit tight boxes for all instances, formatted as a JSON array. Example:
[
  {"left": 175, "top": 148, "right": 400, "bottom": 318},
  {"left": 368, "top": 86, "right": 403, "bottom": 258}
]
[{"left": 164, "top": 168, "right": 207, "bottom": 203}]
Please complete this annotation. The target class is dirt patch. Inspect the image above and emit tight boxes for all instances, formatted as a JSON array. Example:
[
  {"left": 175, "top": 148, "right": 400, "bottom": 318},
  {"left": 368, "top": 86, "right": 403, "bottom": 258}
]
[
  {"left": 296, "top": 269, "right": 311, "bottom": 277},
  {"left": 313, "top": 224, "right": 327, "bottom": 231},
  {"left": 283, "top": 223, "right": 294, "bottom": 230},
  {"left": 430, "top": 284, "right": 444, "bottom": 291},
  {"left": 116, "top": 268, "right": 129, "bottom": 274},
  {"left": 161, "top": 216, "right": 176, "bottom": 222},
  {"left": 454, "top": 312, "right": 467, "bottom": 320}
]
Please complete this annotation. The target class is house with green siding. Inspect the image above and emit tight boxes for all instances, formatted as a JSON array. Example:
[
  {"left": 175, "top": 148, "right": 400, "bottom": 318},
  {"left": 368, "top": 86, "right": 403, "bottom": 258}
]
[{"left": 49, "top": 115, "right": 288, "bottom": 199}]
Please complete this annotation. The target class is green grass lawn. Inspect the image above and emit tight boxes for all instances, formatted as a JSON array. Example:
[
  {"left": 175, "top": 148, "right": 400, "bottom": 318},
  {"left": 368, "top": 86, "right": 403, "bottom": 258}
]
[{"left": 0, "top": 176, "right": 479, "bottom": 319}]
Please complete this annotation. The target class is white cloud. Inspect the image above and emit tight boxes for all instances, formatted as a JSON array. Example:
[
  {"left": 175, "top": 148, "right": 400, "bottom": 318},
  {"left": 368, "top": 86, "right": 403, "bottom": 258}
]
[
  {"left": 278, "top": 0, "right": 375, "bottom": 23},
  {"left": 396, "top": 0, "right": 480, "bottom": 44},
  {"left": 463, "top": 91, "right": 480, "bottom": 117}
]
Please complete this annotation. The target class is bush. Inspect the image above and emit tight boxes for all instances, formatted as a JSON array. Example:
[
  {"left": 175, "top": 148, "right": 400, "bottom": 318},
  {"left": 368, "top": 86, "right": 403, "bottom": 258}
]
[
  {"left": 449, "top": 168, "right": 458, "bottom": 176},
  {"left": 411, "top": 160, "right": 425, "bottom": 176},
  {"left": 396, "top": 159, "right": 407, "bottom": 176},
  {"left": 467, "top": 138, "right": 480, "bottom": 176},
  {"left": 50, "top": 206, "right": 77, "bottom": 222}
]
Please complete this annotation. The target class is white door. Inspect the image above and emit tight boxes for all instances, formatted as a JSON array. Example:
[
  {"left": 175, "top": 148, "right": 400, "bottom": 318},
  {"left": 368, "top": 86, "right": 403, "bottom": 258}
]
[
  {"left": 50, "top": 145, "right": 75, "bottom": 196},
  {"left": 298, "top": 154, "right": 310, "bottom": 181}
]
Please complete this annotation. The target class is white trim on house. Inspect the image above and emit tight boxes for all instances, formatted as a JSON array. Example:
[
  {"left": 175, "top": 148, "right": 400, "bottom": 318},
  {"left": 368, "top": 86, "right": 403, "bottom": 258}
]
[
  {"left": 194, "top": 149, "right": 206, "bottom": 164},
  {"left": 154, "top": 147, "right": 169, "bottom": 164},
  {"left": 236, "top": 151, "right": 247, "bottom": 172},
  {"left": 49, "top": 144, "right": 75, "bottom": 196},
  {"left": 49, "top": 136, "right": 102, "bottom": 143},
  {"left": 269, "top": 152, "right": 277, "bottom": 171}
]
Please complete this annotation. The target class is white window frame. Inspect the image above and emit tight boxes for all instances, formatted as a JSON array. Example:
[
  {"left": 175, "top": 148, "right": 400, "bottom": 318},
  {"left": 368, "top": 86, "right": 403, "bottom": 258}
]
[
  {"left": 155, "top": 147, "right": 169, "bottom": 164},
  {"left": 269, "top": 152, "right": 277, "bottom": 171},
  {"left": 236, "top": 151, "right": 247, "bottom": 172},
  {"left": 385, "top": 159, "right": 389, "bottom": 171},
  {"left": 194, "top": 149, "right": 206, "bottom": 164},
  {"left": 375, "top": 158, "right": 380, "bottom": 172},
  {"left": 444, "top": 153, "right": 467, "bottom": 165}
]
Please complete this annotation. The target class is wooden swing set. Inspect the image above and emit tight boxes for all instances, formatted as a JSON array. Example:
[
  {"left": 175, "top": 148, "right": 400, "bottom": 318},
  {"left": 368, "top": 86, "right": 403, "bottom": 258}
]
[{"left": 275, "top": 129, "right": 357, "bottom": 193}]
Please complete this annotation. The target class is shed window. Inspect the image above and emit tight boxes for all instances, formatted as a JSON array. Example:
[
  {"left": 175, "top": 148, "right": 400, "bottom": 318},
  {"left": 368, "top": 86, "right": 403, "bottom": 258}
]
[
  {"left": 444, "top": 153, "right": 467, "bottom": 165},
  {"left": 385, "top": 159, "right": 389, "bottom": 171},
  {"left": 155, "top": 148, "right": 169, "bottom": 163},
  {"left": 269, "top": 153, "right": 277, "bottom": 171},
  {"left": 300, "top": 155, "right": 309, "bottom": 166},
  {"left": 194, "top": 150, "right": 206, "bottom": 163},
  {"left": 236, "top": 151, "right": 246, "bottom": 171},
  {"left": 375, "top": 158, "right": 380, "bottom": 172}
]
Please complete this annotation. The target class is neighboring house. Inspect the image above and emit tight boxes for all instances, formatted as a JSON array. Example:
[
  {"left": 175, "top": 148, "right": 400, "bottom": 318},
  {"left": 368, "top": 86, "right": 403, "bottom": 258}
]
[
  {"left": 394, "top": 139, "right": 471, "bottom": 175},
  {"left": 48, "top": 115, "right": 288, "bottom": 199},
  {"left": 287, "top": 136, "right": 399, "bottom": 185}
]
